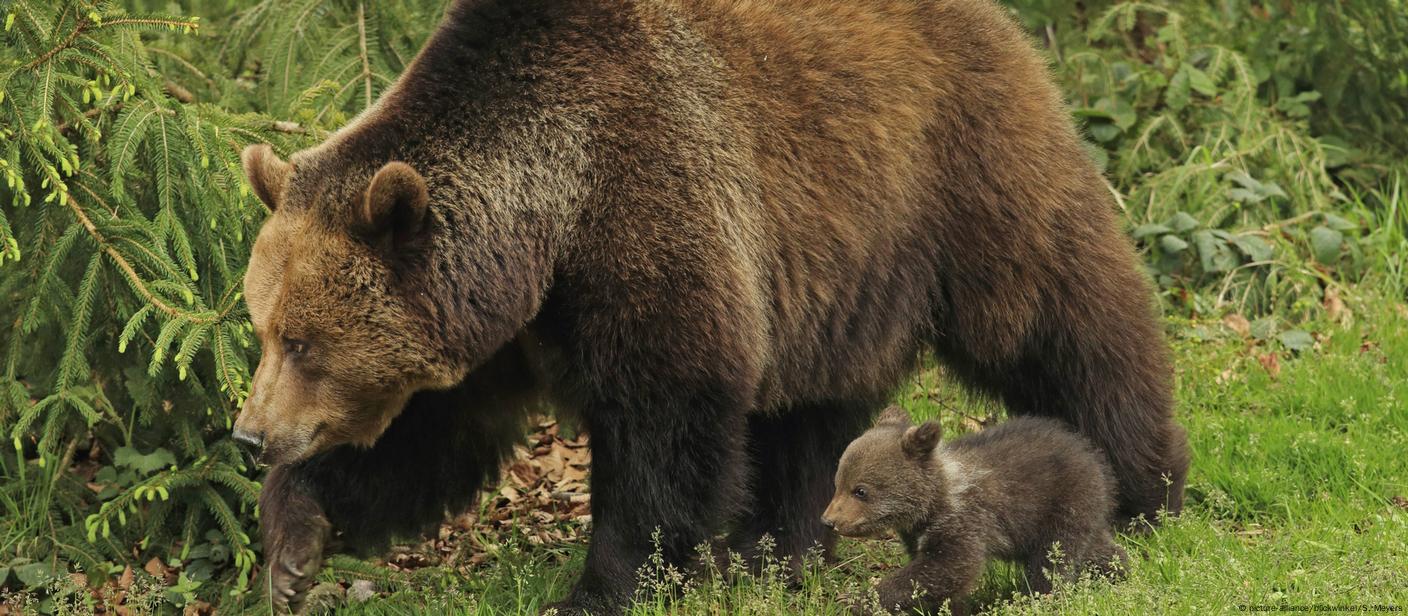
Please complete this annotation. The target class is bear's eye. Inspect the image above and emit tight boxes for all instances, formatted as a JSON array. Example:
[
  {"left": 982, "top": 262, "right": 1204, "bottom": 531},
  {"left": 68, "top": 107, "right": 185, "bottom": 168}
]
[
  {"left": 283, "top": 338, "right": 309, "bottom": 355},
  {"left": 852, "top": 486, "right": 868, "bottom": 501}
]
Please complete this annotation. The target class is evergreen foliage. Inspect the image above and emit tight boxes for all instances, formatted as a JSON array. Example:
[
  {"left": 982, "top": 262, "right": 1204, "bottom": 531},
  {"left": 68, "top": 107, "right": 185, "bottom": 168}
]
[{"left": 0, "top": 0, "right": 446, "bottom": 605}]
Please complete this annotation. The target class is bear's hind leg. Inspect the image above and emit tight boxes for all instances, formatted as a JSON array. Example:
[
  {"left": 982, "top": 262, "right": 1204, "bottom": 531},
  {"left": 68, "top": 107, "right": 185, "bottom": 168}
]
[
  {"left": 938, "top": 257, "right": 1190, "bottom": 525},
  {"left": 726, "top": 400, "right": 877, "bottom": 574}
]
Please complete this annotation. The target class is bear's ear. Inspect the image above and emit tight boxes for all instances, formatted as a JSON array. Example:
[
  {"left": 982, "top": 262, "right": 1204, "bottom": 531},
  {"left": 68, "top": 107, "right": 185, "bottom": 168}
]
[
  {"left": 900, "top": 421, "right": 942, "bottom": 460},
  {"left": 241, "top": 144, "right": 292, "bottom": 210},
  {"left": 359, "top": 161, "right": 429, "bottom": 249},
  {"left": 875, "top": 405, "right": 912, "bottom": 428}
]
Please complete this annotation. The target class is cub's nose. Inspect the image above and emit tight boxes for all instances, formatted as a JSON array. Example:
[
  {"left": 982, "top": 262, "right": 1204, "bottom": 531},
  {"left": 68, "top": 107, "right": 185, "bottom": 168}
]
[
  {"left": 232, "top": 428, "right": 265, "bottom": 453},
  {"left": 821, "top": 516, "right": 836, "bottom": 529}
]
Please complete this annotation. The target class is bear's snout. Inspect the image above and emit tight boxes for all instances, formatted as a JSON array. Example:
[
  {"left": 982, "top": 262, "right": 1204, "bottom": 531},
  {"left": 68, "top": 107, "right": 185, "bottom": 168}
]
[{"left": 232, "top": 428, "right": 265, "bottom": 452}]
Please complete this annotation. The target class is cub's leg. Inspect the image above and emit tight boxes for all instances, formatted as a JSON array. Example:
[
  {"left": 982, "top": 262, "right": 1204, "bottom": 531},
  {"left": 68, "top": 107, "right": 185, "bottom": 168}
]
[
  {"left": 1079, "top": 533, "right": 1130, "bottom": 581},
  {"left": 1024, "top": 525, "right": 1128, "bottom": 596},
  {"left": 861, "top": 535, "right": 984, "bottom": 616}
]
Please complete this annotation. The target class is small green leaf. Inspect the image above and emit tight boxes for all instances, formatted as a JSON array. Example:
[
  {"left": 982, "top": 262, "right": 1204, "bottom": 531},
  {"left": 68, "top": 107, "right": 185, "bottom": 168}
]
[
  {"left": 14, "top": 561, "right": 57, "bottom": 588},
  {"left": 1228, "top": 170, "right": 1262, "bottom": 191},
  {"left": 1232, "top": 235, "right": 1274, "bottom": 262},
  {"left": 1309, "top": 226, "right": 1343, "bottom": 264},
  {"left": 1167, "top": 212, "right": 1200, "bottom": 233},
  {"left": 1278, "top": 330, "right": 1315, "bottom": 353},
  {"left": 1187, "top": 65, "right": 1218, "bottom": 96},
  {"left": 1226, "top": 171, "right": 1286, "bottom": 203},
  {"left": 1323, "top": 214, "right": 1357, "bottom": 231},
  {"left": 1088, "top": 121, "right": 1122, "bottom": 142},
  {"left": 1191, "top": 231, "right": 1236, "bottom": 273},
  {"left": 1251, "top": 317, "right": 1277, "bottom": 341},
  {"left": 1192, "top": 230, "right": 1218, "bottom": 270},
  {"left": 1095, "top": 96, "right": 1138, "bottom": 131},
  {"left": 1227, "top": 188, "right": 1261, "bottom": 203},
  {"left": 1132, "top": 223, "right": 1172, "bottom": 239},
  {"left": 114, "top": 446, "right": 177, "bottom": 474},
  {"left": 1159, "top": 234, "right": 1189, "bottom": 253},
  {"left": 1166, "top": 64, "right": 1191, "bottom": 111}
]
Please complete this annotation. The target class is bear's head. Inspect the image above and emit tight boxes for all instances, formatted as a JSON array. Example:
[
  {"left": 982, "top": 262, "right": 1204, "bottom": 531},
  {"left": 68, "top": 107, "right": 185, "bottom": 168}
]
[
  {"left": 822, "top": 406, "right": 947, "bottom": 537},
  {"left": 234, "top": 144, "right": 464, "bottom": 465}
]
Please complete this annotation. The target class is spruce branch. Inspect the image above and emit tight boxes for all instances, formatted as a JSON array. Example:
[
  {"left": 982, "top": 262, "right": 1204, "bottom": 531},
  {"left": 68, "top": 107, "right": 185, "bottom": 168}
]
[
  {"left": 61, "top": 192, "right": 218, "bottom": 325},
  {"left": 24, "top": 16, "right": 201, "bottom": 72}
]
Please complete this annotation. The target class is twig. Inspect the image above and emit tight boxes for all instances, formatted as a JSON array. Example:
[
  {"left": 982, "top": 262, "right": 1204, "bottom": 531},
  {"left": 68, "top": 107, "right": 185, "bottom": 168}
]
[
  {"left": 357, "top": 3, "right": 374, "bottom": 109},
  {"left": 164, "top": 80, "right": 195, "bottom": 104},
  {"left": 148, "top": 46, "right": 214, "bottom": 88},
  {"left": 1104, "top": 177, "right": 1128, "bottom": 214},
  {"left": 272, "top": 120, "right": 307, "bottom": 134},
  {"left": 1261, "top": 211, "right": 1320, "bottom": 231},
  {"left": 48, "top": 432, "right": 85, "bottom": 491},
  {"left": 62, "top": 192, "right": 217, "bottom": 324},
  {"left": 56, "top": 106, "right": 111, "bottom": 134}
]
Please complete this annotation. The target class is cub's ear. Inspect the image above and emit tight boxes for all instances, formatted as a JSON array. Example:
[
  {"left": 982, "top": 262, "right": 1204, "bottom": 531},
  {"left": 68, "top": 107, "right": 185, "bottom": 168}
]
[
  {"left": 359, "top": 161, "right": 429, "bottom": 249},
  {"left": 875, "top": 405, "right": 912, "bottom": 428},
  {"left": 900, "top": 421, "right": 942, "bottom": 460},
  {"left": 241, "top": 144, "right": 292, "bottom": 210}
]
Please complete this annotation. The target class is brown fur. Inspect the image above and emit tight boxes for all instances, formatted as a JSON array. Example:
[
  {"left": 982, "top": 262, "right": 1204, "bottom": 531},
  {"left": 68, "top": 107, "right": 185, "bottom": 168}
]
[
  {"left": 825, "top": 410, "right": 1127, "bottom": 615},
  {"left": 236, "top": 0, "right": 1188, "bottom": 612}
]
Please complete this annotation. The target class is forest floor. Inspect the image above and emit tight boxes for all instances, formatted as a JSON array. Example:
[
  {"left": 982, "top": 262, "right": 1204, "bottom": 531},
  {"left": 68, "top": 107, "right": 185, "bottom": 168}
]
[{"left": 282, "top": 292, "right": 1408, "bottom": 615}]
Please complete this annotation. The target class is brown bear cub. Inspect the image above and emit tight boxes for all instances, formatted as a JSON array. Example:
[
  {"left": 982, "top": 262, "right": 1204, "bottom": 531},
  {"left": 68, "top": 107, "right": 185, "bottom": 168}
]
[{"left": 824, "top": 407, "right": 1127, "bottom": 615}]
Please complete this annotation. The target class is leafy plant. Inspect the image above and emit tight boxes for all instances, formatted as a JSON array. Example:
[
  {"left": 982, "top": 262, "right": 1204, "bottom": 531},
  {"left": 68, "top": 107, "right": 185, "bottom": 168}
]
[{"left": 1004, "top": 0, "right": 1404, "bottom": 318}]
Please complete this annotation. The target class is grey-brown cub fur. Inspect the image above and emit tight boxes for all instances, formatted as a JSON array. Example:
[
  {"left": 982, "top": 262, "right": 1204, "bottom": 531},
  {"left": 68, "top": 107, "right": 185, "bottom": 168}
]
[{"left": 824, "top": 408, "right": 1127, "bottom": 615}]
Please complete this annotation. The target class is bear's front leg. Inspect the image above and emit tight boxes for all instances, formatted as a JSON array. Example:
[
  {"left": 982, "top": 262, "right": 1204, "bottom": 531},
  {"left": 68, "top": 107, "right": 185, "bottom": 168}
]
[
  {"left": 853, "top": 536, "right": 983, "bottom": 616},
  {"left": 258, "top": 465, "right": 331, "bottom": 613},
  {"left": 544, "top": 391, "right": 750, "bottom": 615}
]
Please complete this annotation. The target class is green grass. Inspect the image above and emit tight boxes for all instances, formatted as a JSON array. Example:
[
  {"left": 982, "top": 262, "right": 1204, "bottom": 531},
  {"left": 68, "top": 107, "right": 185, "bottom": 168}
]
[{"left": 271, "top": 293, "right": 1408, "bottom": 615}]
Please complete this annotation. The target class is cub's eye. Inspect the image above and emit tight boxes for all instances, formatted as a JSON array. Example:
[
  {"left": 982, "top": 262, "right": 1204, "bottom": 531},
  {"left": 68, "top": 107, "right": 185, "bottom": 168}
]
[
  {"left": 283, "top": 338, "right": 309, "bottom": 355},
  {"left": 852, "top": 486, "right": 868, "bottom": 501}
]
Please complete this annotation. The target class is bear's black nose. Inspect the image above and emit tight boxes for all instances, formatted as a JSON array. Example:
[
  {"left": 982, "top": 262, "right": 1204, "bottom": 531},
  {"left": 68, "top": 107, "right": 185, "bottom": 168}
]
[
  {"left": 821, "top": 517, "right": 835, "bottom": 529},
  {"left": 232, "top": 429, "right": 265, "bottom": 453}
]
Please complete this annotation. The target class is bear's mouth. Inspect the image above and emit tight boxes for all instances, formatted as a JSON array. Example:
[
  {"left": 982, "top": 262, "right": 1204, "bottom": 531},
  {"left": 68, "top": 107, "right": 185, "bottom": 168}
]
[
  {"left": 833, "top": 519, "right": 887, "bottom": 539},
  {"left": 257, "top": 421, "right": 328, "bottom": 466}
]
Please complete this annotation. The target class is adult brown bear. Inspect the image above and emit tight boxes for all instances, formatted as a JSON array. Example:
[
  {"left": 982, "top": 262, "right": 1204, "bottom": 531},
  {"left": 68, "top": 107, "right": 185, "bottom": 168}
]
[{"left": 233, "top": 0, "right": 1189, "bottom": 612}]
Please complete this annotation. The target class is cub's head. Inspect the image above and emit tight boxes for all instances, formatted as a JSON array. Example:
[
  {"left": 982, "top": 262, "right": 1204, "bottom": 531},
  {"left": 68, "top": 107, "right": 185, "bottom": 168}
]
[
  {"left": 822, "top": 407, "right": 946, "bottom": 537},
  {"left": 234, "top": 144, "right": 462, "bottom": 465}
]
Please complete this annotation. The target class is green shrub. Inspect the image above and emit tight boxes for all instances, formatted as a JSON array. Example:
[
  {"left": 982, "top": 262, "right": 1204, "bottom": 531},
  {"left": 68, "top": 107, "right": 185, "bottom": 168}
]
[
  {"left": 1005, "top": 0, "right": 1407, "bottom": 317},
  {"left": 0, "top": 0, "right": 444, "bottom": 607}
]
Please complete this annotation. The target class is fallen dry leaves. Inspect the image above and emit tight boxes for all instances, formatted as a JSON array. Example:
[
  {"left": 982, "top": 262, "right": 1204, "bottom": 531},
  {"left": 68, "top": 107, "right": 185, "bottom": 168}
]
[
  {"left": 1256, "top": 352, "right": 1281, "bottom": 379},
  {"left": 1223, "top": 313, "right": 1252, "bottom": 338},
  {"left": 1323, "top": 287, "right": 1347, "bottom": 323},
  {"left": 381, "top": 416, "right": 593, "bottom": 576}
]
